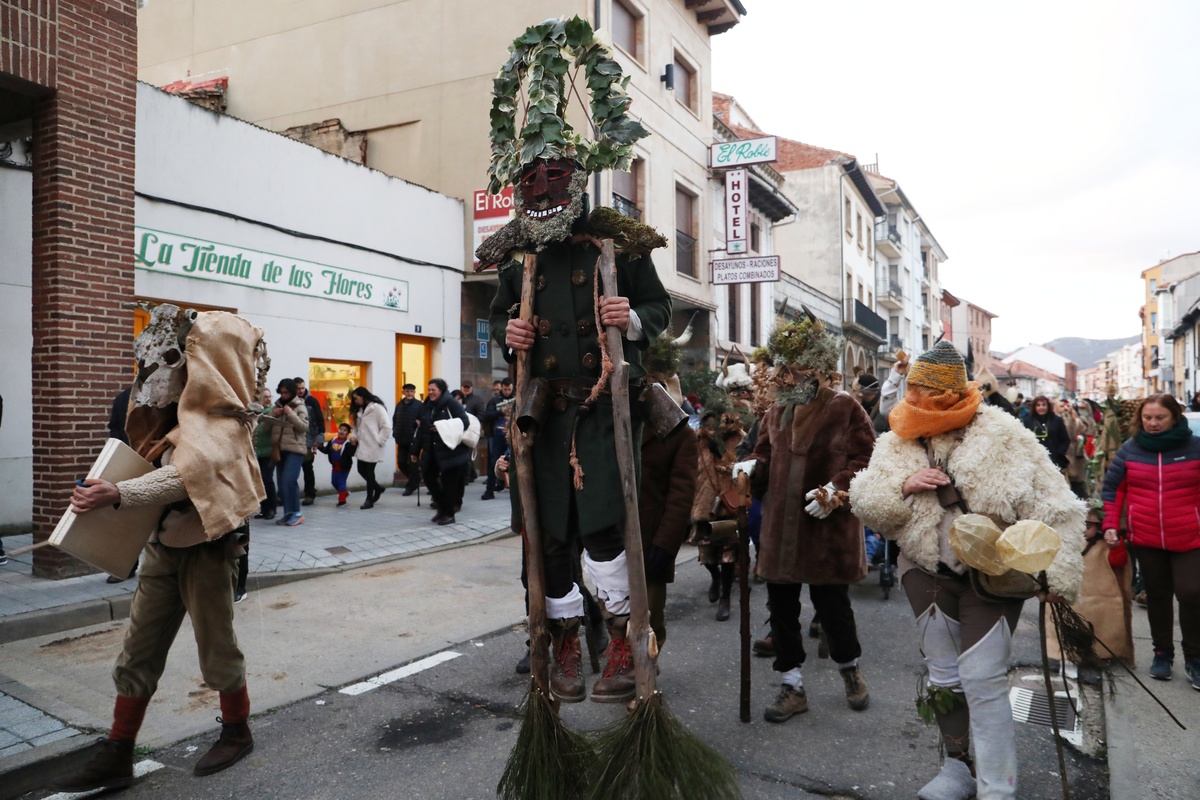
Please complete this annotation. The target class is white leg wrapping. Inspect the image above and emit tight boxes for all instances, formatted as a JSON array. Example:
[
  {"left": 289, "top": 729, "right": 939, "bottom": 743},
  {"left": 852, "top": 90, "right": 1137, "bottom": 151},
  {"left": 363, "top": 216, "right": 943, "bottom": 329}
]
[
  {"left": 781, "top": 667, "right": 803, "bottom": 689},
  {"left": 958, "top": 619, "right": 1017, "bottom": 800},
  {"left": 583, "top": 551, "right": 630, "bottom": 617},
  {"left": 916, "top": 605, "right": 964, "bottom": 688},
  {"left": 917, "top": 757, "right": 977, "bottom": 800},
  {"left": 545, "top": 583, "right": 585, "bottom": 619}
]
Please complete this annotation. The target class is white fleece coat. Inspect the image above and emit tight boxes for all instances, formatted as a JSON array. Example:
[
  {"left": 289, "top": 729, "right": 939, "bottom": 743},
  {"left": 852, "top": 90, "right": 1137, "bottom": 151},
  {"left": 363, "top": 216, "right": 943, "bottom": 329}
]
[
  {"left": 353, "top": 402, "right": 393, "bottom": 463},
  {"left": 849, "top": 404, "right": 1086, "bottom": 602}
]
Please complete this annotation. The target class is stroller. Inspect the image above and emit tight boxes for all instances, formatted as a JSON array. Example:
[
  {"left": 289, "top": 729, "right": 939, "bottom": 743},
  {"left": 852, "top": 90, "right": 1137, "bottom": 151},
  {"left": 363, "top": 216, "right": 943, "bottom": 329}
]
[{"left": 868, "top": 527, "right": 897, "bottom": 600}]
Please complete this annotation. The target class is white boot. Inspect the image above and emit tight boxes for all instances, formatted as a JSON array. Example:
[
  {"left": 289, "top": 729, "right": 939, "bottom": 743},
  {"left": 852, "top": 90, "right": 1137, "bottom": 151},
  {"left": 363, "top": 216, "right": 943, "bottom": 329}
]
[
  {"left": 958, "top": 620, "right": 1018, "bottom": 800},
  {"left": 917, "top": 757, "right": 977, "bottom": 800}
]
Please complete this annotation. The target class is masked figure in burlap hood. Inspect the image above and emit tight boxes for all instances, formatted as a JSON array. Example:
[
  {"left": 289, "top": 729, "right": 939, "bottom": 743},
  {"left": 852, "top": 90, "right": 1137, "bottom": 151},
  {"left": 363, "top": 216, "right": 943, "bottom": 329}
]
[
  {"left": 849, "top": 340, "right": 1085, "bottom": 800},
  {"left": 733, "top": 312, "right": 875, "bottom": 724},
  {"left": 55, "top": 305, "right": 268, "bottom": 792}
]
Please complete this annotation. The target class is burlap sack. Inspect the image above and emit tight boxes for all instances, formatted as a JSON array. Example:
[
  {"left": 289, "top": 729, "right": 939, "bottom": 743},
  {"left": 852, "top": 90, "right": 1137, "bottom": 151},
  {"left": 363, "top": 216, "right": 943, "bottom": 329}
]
[{"left": 1047, "top": 542, "right": 1135, "bottom": 666}]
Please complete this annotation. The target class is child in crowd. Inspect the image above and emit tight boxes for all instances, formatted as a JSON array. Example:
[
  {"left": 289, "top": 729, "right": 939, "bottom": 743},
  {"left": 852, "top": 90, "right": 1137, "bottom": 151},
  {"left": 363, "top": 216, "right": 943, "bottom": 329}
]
[{"left": 316, "top": 423, "right": 356, "bottom": 507}]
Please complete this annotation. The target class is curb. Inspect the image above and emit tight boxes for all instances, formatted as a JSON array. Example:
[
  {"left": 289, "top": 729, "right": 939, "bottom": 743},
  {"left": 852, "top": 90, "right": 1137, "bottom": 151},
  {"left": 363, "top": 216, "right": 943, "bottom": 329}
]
[
  {"left": 1103, "top": 672, "right": 1139, "bottom": 800},
  {"left": 0, "top": 527, "right": 515, "bottom": 647}
]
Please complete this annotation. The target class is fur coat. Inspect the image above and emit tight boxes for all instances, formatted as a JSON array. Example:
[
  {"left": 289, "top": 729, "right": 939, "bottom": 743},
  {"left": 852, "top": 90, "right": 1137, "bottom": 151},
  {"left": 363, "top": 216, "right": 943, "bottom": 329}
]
[
  {"left": 848, "top": 404, "right": 1086, "bottom": 602},
  {"left": 751, "top": 387, "right": 875, "bottom": 585}
]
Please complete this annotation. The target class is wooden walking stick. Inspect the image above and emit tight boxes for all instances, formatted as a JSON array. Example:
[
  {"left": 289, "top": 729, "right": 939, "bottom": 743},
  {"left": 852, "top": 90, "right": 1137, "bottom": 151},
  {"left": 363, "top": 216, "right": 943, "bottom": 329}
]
[
  {"left": 497, "top": 253, "right": 593, "bottom": 800},
  {"left": 736, "top": 473, "right": 752, "bottom": 724},
  {"left": 587, "top": 239, "right": 739, "bottom": 800}
]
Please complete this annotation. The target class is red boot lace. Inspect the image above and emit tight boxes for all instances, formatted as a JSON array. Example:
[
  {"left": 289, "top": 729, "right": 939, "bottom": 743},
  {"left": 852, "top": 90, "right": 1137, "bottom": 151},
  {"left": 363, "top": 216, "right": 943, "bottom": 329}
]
[
  {"left": 601, "top": 636, "right": 632, "bottom": 678},
  {"left": 555, "top": 636, "right": 581, "bottom": 678}
]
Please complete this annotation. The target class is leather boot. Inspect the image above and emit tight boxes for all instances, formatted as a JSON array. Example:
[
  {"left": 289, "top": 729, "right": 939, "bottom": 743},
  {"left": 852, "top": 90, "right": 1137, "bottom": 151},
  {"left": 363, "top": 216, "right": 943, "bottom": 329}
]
[
  {"left": 194, "top": 719, "right": 254, "bottom": 776},
  {"left": 548, "top": 617, "right": 585, "bottom": 703},
  {"left": 839, "top": 665, "right": 870, "bottom": 710},
  {"left": 50, "top": 738, "right": 135, "bottom": 792},
  {"left": 592, "top": 616, "right": 636, "bottom": 703}
]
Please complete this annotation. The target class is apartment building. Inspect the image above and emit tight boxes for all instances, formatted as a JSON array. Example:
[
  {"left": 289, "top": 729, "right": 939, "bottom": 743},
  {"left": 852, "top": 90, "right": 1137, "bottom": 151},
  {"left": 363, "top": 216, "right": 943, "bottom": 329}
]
[{"left": 136, "top": 0, "right": 745, "bottom": 384}]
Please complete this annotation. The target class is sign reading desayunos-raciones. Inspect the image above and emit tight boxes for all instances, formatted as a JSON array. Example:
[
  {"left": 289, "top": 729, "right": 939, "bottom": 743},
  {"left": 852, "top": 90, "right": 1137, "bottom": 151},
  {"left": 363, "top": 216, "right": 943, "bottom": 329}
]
[{"left": 134, "top": 227, "right": 409, "bottom": 312}]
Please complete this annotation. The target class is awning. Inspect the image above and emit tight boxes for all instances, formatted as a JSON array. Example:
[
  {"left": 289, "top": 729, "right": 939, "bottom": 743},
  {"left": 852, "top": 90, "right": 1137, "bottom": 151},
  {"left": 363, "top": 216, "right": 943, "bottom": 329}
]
[{"left": 748, "top": 171, "right": 798, "bottom": 222}]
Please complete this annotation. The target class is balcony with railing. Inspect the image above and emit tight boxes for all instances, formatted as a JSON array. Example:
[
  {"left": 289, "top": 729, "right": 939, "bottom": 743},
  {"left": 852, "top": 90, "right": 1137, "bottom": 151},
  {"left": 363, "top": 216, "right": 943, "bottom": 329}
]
[
  {"left": 875, "top": 222, "right": 903, "bottom": 257},
  {"left": 850, "top": 299, "right": 887, "bottom": 342},
  {"left": 612, "top": 192, "right": 642, "bottom": 222},
  {"left": 877, "top": 277, "right": 903, "bottom": 310},
  {"left": 676, "top": 231, "right": 697, "bottom": 277}
]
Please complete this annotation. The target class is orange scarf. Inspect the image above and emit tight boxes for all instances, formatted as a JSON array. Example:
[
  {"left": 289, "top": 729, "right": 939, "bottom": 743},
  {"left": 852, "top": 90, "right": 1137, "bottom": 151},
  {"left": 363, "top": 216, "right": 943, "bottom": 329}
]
[{"left": 889, "top": 384, "right": 983, "bottom": 440}]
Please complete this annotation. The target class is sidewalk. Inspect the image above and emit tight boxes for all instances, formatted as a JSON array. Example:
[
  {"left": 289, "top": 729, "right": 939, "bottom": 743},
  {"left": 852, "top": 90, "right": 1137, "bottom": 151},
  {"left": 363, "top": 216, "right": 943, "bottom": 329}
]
[{"left": 0, "top": 479, "right": 514, "bottom": 770}]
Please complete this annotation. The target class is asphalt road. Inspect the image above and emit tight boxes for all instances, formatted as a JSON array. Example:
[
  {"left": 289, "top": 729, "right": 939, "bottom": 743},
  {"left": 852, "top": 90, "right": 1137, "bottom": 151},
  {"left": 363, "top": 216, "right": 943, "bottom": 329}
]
[{"left": 20, "top": 561, "right": 1108, "bottom": 800}]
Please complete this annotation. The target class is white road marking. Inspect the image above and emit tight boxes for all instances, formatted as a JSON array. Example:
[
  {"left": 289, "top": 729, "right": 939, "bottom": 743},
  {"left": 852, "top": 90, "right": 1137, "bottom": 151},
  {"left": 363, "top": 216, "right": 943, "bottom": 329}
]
[
  {"left": 339, "top": 651, "right": 462, "bottom": 695},
  {"left": 44, "top": 759, "right": 164, "bottom": 800}
]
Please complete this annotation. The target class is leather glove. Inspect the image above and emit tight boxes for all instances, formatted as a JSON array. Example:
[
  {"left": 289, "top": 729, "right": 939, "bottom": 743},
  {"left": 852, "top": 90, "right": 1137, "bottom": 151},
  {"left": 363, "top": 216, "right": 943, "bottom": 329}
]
[
  {"left": 732, "top": 459, "right": 757, "bottom": 480},
  {"left": 645, "top": 545, "right": 673, "bottom": 582},
  {"left": 804, "top": 482, "right": 841, "bottom": 519}
]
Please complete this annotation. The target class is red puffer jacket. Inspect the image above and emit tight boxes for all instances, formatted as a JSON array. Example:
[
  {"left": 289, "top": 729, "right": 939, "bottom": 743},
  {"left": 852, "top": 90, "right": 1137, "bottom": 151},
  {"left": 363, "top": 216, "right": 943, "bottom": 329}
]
[{"left": 1102, "top": 436, "right": 1200, "bottom": 551}]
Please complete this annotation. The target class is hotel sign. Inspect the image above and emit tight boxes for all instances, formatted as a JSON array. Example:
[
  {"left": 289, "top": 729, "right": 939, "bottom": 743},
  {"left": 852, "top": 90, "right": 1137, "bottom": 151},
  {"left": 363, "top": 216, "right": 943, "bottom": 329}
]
[
  {"left": 709, "top": 135, "right": 778, "bottom": 168},
  {"left": 725, "top": 168, "right": 748, "bottom": 255},
  {"left": 134, "top": 227, "right": 409, "bottom": 312}
]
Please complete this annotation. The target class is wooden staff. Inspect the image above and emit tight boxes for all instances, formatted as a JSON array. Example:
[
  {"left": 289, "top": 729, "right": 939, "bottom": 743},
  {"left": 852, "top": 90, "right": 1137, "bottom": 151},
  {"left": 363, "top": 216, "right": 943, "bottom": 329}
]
[
  {"left": 513, "top": 253, "right": 554, "bottom": 705},
  {"left": 736, "top": 473, "right": 752, "bottom": 723},
  {"left": 594, "top": 238, "right": 657, "bottom": 700}
]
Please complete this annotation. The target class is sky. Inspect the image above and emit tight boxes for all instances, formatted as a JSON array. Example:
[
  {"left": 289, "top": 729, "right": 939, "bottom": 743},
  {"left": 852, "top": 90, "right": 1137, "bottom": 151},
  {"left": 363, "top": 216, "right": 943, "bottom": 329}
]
[{"left": 711, "top": 0, "right": 1200, "bottom": 354}]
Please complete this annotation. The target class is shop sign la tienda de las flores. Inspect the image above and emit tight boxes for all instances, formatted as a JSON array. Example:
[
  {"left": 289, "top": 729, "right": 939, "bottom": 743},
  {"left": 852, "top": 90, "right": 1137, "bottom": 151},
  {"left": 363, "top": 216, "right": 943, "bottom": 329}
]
[{"left": 134, "top": 227, "right": 410, "bottom": 313}]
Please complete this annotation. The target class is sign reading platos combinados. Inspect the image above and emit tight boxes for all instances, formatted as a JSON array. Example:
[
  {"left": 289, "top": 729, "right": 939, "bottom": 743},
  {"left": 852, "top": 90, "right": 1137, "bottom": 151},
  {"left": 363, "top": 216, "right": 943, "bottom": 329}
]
[
  {"left": 711, "top": 255, "right": 781, "bottom": 286},
  {"left": 134, "top": 227, "right": 409, "bottom": 312}
]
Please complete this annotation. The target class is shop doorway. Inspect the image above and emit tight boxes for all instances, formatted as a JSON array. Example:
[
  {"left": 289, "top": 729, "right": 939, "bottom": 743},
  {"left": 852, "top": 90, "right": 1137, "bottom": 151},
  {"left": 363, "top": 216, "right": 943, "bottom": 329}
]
[
  {"left": 309, "top": 360, "right": 369, "bottom": 436},
  {"left": 396, "top": 335, "right": 432, "bottom": 401}
]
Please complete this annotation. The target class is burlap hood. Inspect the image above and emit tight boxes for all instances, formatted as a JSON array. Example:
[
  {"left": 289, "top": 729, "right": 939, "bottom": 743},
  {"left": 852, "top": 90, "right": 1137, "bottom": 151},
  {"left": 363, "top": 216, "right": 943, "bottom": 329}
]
[{"left": 164, "top": 312, "right": 265, "bottom": 539}]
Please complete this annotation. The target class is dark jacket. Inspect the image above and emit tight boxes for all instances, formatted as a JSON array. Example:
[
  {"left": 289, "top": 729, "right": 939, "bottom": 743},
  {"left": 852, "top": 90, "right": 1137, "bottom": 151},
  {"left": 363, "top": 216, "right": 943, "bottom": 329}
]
[
  {"left": 392, "top": 397, "right": 423, "bottom": 450},
  {"left": 483, "top": 392, "right": 513, "bottom": 437},
  {"left": 416, "top": 394, "right": 471, "bottom": 470},
  {"left": 461, "top": 391, "right": 487, "bottom": 422},
  {"left": 488, "top": 238, "right": 671, "bottom": 543},
  {"left": 302, "top": 392, "right": 325, "bottom": 448},
  {"left": 1024, "top": 412, "right": 1070, "bottom": 469},
  {"left": 109, "top": 387, "right": 131, "bottom": 444},
  {"left": 638, "top": 425, "right": 698, "bottom": 582}
]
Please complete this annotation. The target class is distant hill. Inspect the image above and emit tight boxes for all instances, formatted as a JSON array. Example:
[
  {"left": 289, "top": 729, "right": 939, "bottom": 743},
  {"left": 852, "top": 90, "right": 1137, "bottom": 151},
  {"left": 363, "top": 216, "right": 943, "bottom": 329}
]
[{"left": 1039, "top": 336, "right": 1141, "bottom": 368}]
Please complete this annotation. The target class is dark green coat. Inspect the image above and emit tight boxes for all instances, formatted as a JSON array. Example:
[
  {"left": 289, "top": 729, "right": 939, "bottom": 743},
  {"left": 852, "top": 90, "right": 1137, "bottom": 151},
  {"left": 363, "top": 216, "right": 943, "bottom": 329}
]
[{"left": 489, "top": 238, "right": 671, "bottom": 543}]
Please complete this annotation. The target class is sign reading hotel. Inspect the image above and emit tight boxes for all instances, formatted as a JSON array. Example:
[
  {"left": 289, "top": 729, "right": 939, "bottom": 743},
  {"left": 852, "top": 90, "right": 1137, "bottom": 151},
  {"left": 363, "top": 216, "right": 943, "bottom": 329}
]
[
  {"left": 725, "top": 168, "right": 748, "bottom": 255},
  {"left": 711, "top": 255, "right": 781, "bottom": 286},
  {"left": 709, "top": 135, "right": 778, "bottom": 168},
  {"left": 134, "top": 227, "right": 409, "bottom": 312},
  {"left": 473, "top": 186, "right": 514, "bottom": 268}
]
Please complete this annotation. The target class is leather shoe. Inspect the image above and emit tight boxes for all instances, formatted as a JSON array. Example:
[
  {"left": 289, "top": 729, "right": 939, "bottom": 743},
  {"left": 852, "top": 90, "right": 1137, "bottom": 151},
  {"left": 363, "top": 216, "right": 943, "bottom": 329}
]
[
  {"left": 481, "top": 492, "right": 495, "bottom": 500},
  {"left": 301, "top": 497, "right": 315, "bottom": 506},
  {"left": 403, "top": 486, "right": 417, "bottom": 496},
  {"left": 715, "top": 598, "right": 730, "bottom": 621},
  {"left": 50, "top": 738, "right": 134, "bottom": 792},
  {"left": 361, "top": 500, "right": 375, "bottom": 510},
  {"left": 436, "top": 514, "right": 456, "bottom": 525},
  {"left": 194, "top": 720, "right": 254, "bottom": 776}
]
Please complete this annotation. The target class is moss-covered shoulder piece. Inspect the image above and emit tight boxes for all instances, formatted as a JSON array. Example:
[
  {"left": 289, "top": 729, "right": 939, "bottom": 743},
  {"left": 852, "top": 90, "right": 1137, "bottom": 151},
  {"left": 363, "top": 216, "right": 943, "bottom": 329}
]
[
  {"left": 583, "top": 207, "right": 668, "bottom": 258},
  {"left": 474, "top": 207, "right": 667, "bottom": 271}
]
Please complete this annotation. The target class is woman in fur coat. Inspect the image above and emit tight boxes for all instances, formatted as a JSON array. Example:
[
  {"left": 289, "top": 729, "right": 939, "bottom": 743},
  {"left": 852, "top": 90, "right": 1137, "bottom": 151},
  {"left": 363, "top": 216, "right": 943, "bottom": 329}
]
[{"left": 849, "top": 341, "right": 1085, "bottom": 800}]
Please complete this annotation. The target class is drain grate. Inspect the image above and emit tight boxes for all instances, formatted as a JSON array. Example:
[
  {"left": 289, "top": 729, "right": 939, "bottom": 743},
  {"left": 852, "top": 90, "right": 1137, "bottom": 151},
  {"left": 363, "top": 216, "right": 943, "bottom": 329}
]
[
  {"left": 1010, "top": 687, "right": 1082, "bottom": 746},
  {"left": 325, "top": 546, "right": 351, "bottom": 555}
]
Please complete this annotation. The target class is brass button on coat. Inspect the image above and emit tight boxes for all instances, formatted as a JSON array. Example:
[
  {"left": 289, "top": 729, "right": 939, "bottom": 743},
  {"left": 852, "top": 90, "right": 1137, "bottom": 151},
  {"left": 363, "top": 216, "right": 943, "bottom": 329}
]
[
  {"left": 571, "top": 268, "right": 587, "bottom": 286},
  {"left": 576, "top": 319, "right": 593, "bottom": 336},
  {"left": 543, "top": 355, "right": 558, "bottom": 371},
  {"left": 537, "top": 318, "right": 553, "bottom": 336},
  {"left": 582, "top": 352, "right": 598, "bottom": 370},
  {"left": 536, "top": 274, "right": 548, "bottom": 291}
]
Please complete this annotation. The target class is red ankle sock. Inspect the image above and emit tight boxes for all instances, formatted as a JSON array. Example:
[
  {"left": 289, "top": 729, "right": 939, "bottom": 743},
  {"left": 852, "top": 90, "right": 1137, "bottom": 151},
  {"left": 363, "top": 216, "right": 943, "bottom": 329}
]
[
  {"left": 219, "top": 683, "right": 251, "bottom": 724},
  {"left": 110, "top": 695, "right": 150, "bottom": 742}
]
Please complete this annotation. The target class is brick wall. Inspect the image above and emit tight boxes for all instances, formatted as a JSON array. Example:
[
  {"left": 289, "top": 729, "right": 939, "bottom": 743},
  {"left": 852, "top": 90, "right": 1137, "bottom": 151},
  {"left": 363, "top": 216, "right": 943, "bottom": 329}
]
[{"left": 4, "top": 0, "right": 138, "bottom": 578}]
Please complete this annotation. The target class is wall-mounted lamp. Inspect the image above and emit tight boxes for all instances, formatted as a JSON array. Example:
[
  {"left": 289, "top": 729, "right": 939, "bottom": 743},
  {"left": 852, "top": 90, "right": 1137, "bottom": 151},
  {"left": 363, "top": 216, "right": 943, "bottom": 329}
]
[{"left": 660, "top": 64, "right": 675, "bottom": 91}]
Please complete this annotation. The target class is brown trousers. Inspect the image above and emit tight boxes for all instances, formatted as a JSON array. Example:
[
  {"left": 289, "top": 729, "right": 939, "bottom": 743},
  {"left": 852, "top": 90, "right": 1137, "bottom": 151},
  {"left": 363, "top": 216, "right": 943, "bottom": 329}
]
[{"left": 113, "top": 537, "right": 245, "bottom": 698}]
